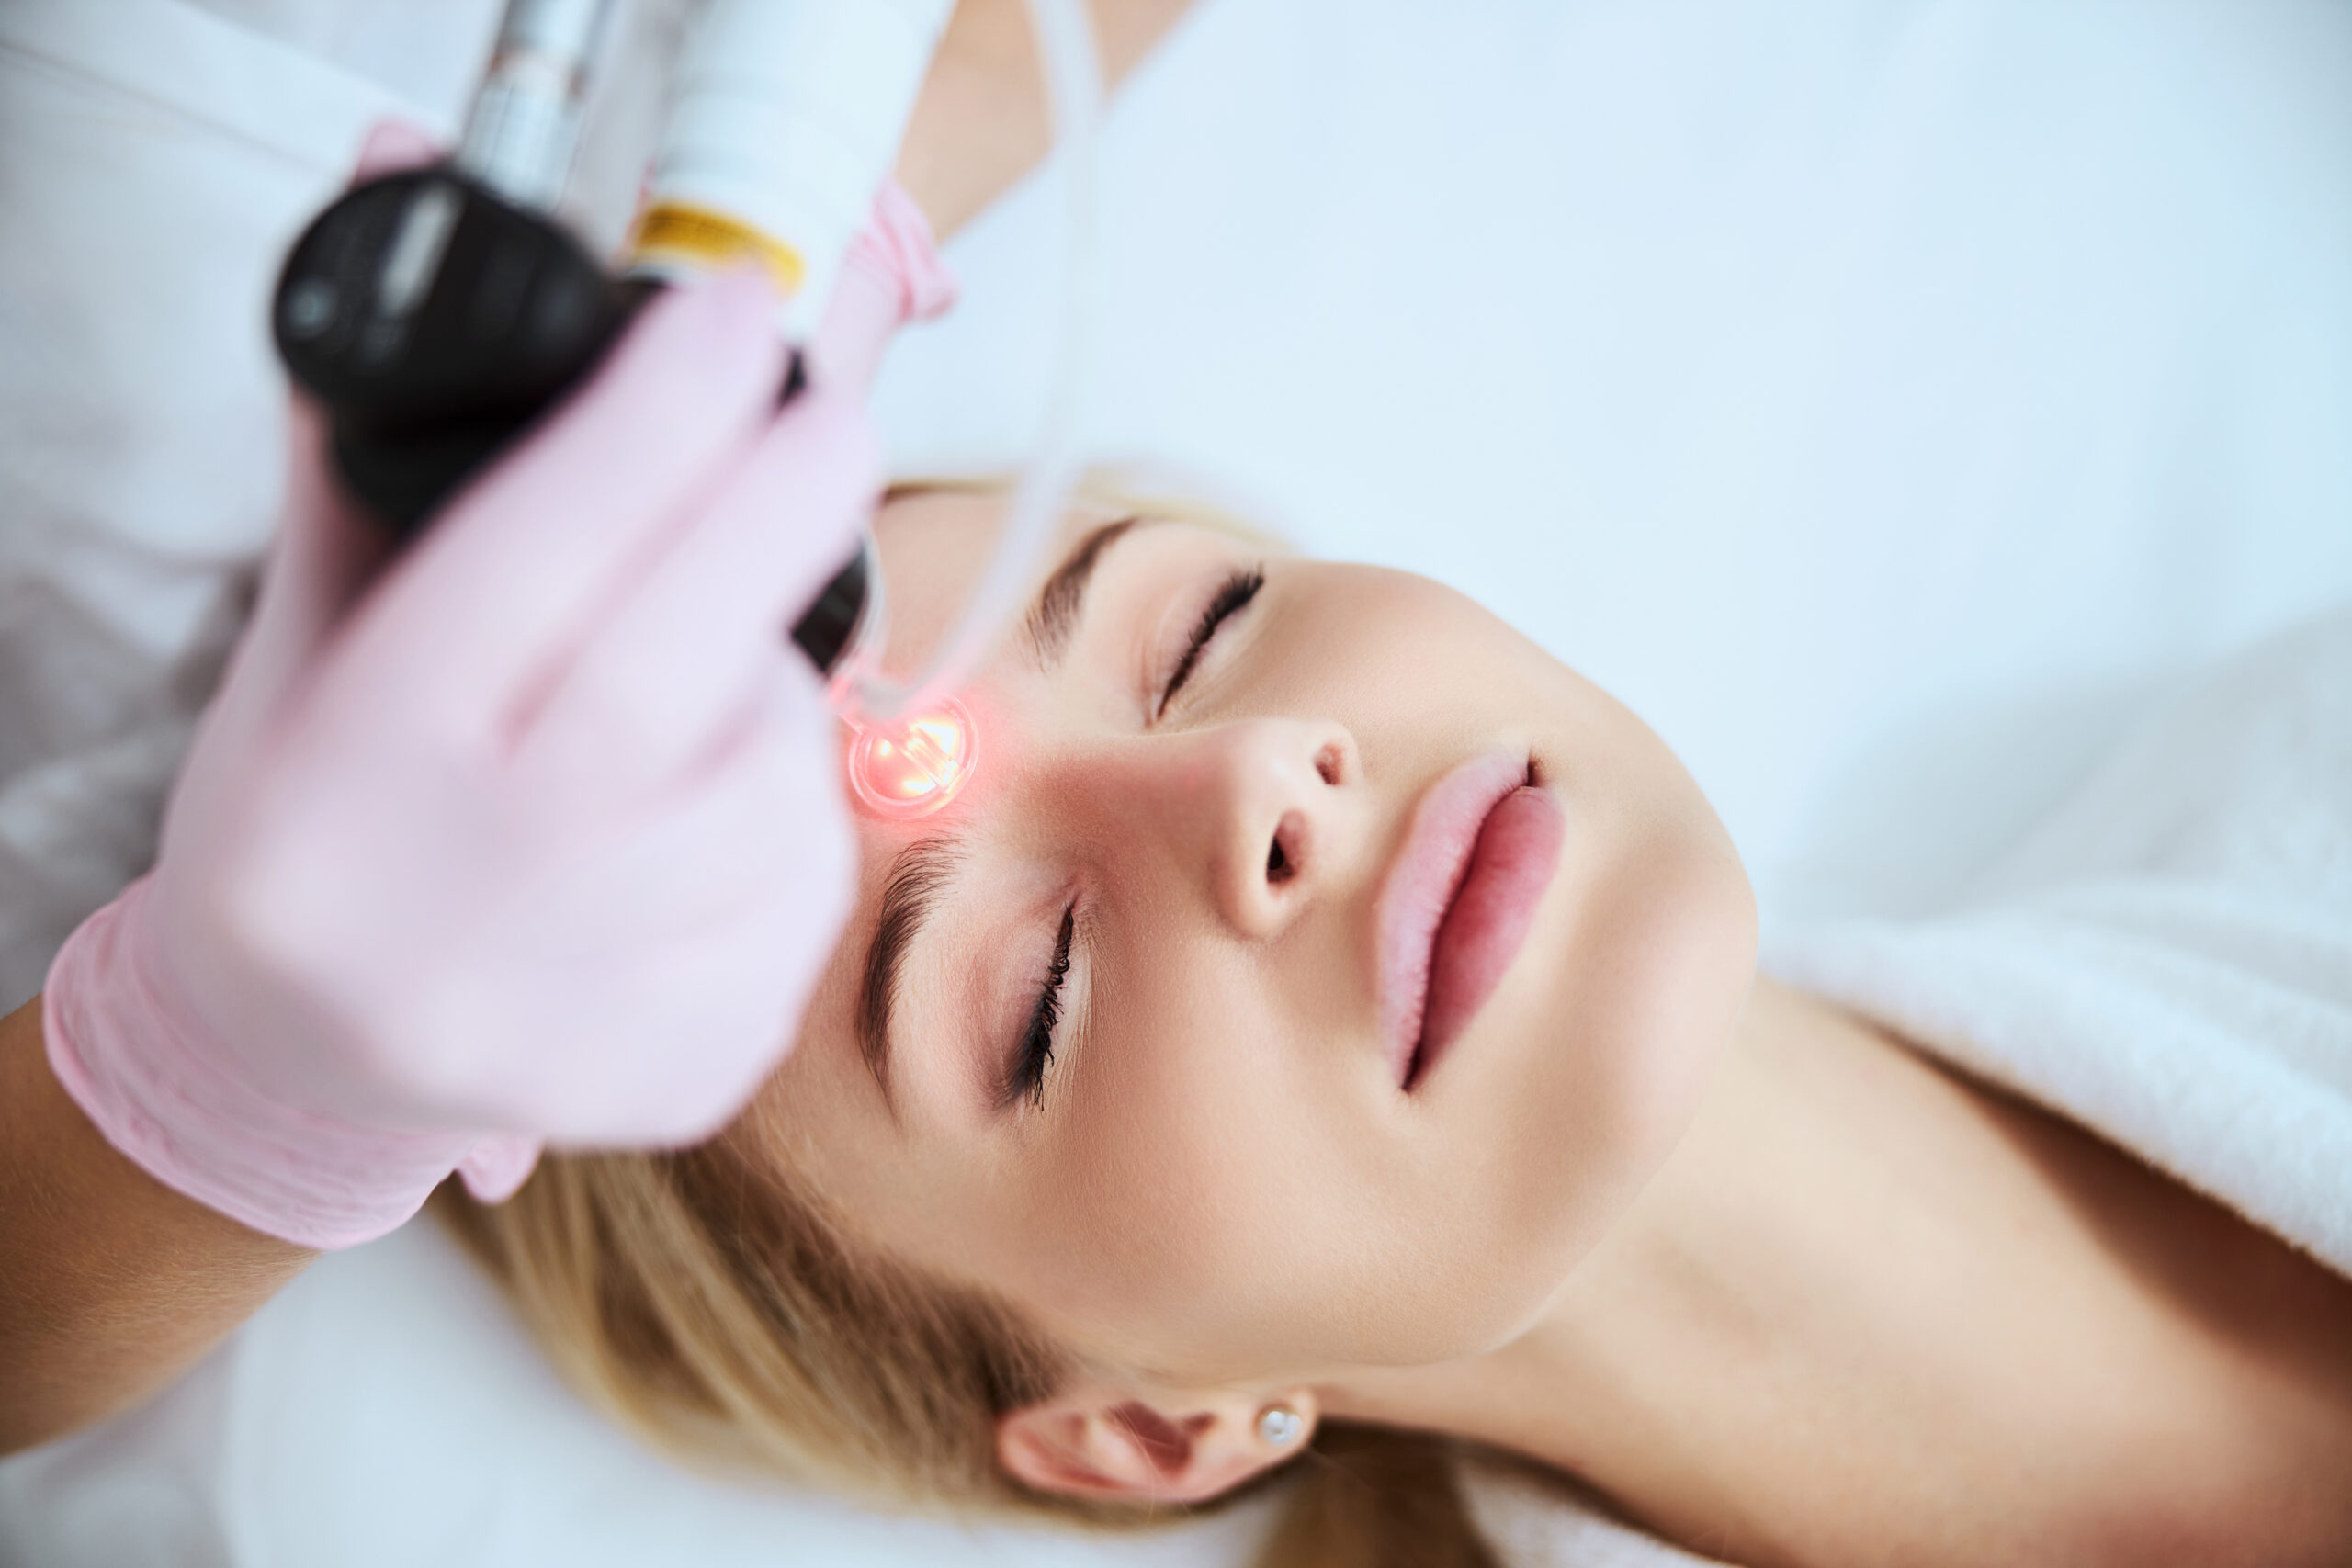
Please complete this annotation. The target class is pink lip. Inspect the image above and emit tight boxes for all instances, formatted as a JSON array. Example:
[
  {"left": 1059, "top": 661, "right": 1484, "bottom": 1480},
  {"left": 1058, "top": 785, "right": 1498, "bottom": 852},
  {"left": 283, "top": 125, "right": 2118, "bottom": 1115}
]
[{"left": 1375, "top": 752, "right": 1565, "bottom": 1091}]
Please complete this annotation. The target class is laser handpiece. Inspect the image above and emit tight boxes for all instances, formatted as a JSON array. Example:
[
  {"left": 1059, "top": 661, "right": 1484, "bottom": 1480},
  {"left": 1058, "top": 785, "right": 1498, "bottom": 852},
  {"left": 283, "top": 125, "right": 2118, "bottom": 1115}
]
[
  {"left": 274, "top": 0, "right": 950, "bottom": 677},
  {"left": 273, "top": 0, "right": 1100, "bottom": 814}
]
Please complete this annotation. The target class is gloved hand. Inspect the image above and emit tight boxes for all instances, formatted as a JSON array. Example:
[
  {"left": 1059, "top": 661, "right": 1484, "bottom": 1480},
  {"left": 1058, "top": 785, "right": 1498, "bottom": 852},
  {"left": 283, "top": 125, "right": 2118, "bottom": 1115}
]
[{"left": 41, "top": 126, "right": 877, "bottom": 1249}]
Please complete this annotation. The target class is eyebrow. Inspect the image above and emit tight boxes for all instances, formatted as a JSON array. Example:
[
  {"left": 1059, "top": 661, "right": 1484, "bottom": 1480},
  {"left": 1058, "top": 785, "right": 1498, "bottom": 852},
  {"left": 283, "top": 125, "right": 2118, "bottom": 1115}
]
[
  {"left": 1023, "top": 515, "right": 1140, "bottom": 671},
  {"left": 858, "top": 836, "right": 963, "bottom": 1111},
  {"left": 856, "top": 514, "right": 1155, "bottom": 1111}
]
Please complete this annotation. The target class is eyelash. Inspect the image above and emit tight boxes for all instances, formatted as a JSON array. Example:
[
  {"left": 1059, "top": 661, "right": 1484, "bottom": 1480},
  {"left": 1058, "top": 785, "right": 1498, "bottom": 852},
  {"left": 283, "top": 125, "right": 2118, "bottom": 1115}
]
[
  {"left": 1006, "top": 565, "right": 1261, "bottom": 1111},
  {"left": 1008, "top": 904, "right": 1077, "bottom": 1110},
  {"left": 1157, "top": 567, "right": 1265, "bottom": 718}
]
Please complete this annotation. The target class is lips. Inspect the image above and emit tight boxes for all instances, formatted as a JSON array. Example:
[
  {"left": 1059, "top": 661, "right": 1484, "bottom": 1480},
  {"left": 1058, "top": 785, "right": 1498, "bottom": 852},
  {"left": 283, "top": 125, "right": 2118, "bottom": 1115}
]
[{"left": 1375, "top": 752, "right": 1566, "bottom": 1091}]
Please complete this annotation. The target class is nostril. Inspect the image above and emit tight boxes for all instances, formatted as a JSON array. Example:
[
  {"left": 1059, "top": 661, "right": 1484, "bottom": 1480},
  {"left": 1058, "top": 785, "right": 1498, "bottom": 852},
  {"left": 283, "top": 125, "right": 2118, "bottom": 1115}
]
[
  {"left": 1266, "top": 812, "right": 1306, "bottom": 886},
  {"left": 1266, "top": 833, "right": 1293, "bottom": 884}
]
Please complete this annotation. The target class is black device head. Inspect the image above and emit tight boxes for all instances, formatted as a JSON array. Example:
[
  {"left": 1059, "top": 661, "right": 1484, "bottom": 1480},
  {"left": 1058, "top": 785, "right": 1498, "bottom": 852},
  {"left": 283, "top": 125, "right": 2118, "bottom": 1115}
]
[
  {"left": 272, "top": 165, "right": 634, "bottom": 534},
  {"left": 271, "top": 164, "right": 866, "bottom": 674},
  {"left": 274, "top": 167, "right": 622, "bottom": 427}
]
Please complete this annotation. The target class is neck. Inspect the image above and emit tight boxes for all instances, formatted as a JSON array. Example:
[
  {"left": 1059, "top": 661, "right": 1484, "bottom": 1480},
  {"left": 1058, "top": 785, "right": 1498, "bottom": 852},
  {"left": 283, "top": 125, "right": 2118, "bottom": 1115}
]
[
  {"left": 1317, "top": 978, "right": 2352, "bottom": 1566},
  {"left": 1322, "top": 982, "right": 1898, "bottom": 1536},
  {"left": 1317, "top": 987, "right": 2107, "bottom": 1561}
]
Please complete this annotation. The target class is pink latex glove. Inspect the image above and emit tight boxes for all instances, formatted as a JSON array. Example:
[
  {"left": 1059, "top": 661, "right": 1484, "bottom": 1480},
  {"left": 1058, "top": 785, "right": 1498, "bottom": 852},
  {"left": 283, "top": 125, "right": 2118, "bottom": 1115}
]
[{"left": 41, "top": 130, "right": 885, "bottom": 1249}]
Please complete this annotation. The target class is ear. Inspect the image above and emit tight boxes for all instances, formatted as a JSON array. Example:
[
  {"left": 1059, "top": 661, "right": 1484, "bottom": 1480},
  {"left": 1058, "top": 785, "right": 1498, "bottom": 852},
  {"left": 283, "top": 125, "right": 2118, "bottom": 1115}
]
[{"left": 996, "top": 1377, "right": 1318, "bottom": 1506}]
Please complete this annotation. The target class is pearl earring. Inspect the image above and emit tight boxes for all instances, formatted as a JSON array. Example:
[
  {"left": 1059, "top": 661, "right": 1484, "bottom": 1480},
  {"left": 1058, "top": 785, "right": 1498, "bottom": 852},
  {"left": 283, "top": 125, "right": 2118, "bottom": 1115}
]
[{"left": 1256, "top": 1404, "right": 1304, "bottom": 1447}]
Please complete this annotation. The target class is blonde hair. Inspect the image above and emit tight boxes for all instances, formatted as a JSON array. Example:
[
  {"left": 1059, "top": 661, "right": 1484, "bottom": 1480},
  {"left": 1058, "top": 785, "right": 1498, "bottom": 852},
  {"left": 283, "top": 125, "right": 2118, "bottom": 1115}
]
[
  {"left": 437, "top": 471, "right": 1506, "bottom": 1567},
  {"left": 439, "top": 1145, "right": 1501, "bottom": 1565}
]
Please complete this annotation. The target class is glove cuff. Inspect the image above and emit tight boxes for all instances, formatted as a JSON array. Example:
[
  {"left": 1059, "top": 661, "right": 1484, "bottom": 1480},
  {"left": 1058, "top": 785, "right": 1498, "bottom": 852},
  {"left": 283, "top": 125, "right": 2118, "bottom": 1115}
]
[
  {"left": 43, "top": 878, "right": 540, "bottom": 1249},
  {"left": 809, "top": 179, "right": 959, "bottom": 400}
]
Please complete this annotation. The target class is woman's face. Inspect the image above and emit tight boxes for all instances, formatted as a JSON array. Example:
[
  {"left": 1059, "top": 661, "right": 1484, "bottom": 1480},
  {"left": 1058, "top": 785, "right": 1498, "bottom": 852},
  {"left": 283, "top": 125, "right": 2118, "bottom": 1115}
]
[{"left": 752, "top": 489, "right": 1756, "bottom": 1387}]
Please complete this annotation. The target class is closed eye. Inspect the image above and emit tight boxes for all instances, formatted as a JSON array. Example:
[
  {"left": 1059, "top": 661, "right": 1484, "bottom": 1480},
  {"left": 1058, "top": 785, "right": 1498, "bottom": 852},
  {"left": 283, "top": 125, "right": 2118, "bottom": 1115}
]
[
  {"left": 1003, "top": 904, "right": 1076, "bottom": 1111},
  {"left": 1157, "top": 567, "right": 1264, "bottom": 718}
]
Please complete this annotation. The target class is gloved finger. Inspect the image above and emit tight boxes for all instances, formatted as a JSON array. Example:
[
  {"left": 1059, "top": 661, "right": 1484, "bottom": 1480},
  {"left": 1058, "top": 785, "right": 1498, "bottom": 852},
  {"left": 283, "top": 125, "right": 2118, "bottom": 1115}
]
[
  {"left": 264, "top": 399, "right": 402, "bottom": 652},
  {"left": 441, "top": 883, "right": 852, "bottom": 1142},
  {"left": 610, "top": 900, "right": 850, "bottom": 1144},
  {"left": 161, "top": 399, "right": 397, "bottom": 849},
  {"left": 503, "top": 681, "right": 850, "bottom": 1138},
  {"left": 340, "top": 267, "right": 790, "bottom": 738},
  {"left": 233, "top": 118, "right": 443, "bottom": 680},
  {"left": 517, "top": 386, "right": 879, "bottom": 795},
  {"left": 266, "top": 118, "right": 440, "bottom": 639},
  {"left": 179, "top": 120, "right": 447, "bottom": 774},
  {"left": 512, "top": 918, "right": 825, "bottom": 1144},
  {"left": 351, "top": 118, "right": 440, "bottom": 183},
  {"left": 455, "top": 1133, "right": 542, "bottom": 1200},
  {"left": 535, "top": 826, "right": 854, "bottom": 1146},
  {"left": 526, "top": 671, "right": 850, "bottom": 942}
]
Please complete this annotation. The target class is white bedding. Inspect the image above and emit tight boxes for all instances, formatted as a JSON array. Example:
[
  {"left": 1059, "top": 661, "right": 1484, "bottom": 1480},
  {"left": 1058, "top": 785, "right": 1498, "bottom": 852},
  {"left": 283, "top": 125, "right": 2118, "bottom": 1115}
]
[
  {"left": 1770, "top": 605, "right": 2352, "bottom": 1275},
  {"left": 4, "top": 0, "right": 2349, "bottom": 1562}
]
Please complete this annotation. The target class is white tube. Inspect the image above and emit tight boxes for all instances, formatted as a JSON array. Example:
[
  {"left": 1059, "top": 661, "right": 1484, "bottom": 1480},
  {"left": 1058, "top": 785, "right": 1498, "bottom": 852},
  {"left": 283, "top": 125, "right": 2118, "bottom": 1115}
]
[{"left": 842, "top": 0, "right": 1102, "bottom": 723}]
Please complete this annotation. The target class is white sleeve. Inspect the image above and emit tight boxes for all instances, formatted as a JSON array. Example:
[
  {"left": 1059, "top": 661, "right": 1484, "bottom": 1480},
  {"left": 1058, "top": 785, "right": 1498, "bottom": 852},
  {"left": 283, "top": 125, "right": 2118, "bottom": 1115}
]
[{"left": 0, "top": 0, "right": 491, "bottom": 1010}]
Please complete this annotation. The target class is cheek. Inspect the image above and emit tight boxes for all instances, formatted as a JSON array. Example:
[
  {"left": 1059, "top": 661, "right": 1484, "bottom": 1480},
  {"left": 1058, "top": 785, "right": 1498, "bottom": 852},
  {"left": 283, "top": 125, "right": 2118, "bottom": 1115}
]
[
  {"left": 1555, "top": 694, "right": 1758, "bottom": 1168},
  {"left": 998, "top": 920, "right": 1552, "bottom": 1379},
  {"left": 1007, "top": 938, "right": 1325, "bottom": 1367}
]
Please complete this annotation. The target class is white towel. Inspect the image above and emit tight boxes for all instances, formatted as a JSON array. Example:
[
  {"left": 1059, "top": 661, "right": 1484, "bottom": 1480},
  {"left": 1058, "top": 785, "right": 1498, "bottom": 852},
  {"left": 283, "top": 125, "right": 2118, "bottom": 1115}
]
[{"left": 1765, "top": 604, "right": 2352, "bottom": 1276}]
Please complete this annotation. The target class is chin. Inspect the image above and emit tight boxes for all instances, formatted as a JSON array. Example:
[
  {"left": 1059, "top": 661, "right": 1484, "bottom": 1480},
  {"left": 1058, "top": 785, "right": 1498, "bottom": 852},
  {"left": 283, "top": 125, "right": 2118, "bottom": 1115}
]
[
  {"left": 1459, "top": 781, "right": 1758, "bottom": 1354},
  {"left": 1609, "top": 813, "right": 1758, "bottom": 1159}
]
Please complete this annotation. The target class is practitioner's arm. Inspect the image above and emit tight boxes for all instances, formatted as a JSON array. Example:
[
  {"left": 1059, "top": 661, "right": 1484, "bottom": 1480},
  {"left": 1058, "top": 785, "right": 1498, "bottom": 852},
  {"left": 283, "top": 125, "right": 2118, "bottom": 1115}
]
[
  {"left": 0, "top": 996, "right": 311, "bottom": 1454},
  {"left": 897, "top": 0, "right": 1197, "bottom": 237}
]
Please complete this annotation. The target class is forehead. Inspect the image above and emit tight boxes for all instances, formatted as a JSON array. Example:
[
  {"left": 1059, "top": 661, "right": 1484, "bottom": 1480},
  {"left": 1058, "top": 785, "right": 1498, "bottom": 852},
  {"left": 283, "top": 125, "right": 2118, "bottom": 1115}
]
[
  {"left": 867, "top": 489, "right": 1010, "bottom": 664},
  {"left": 867, "top": 483, "right": 1283, "bottom": 678},
  {"left": 869, "top": 487, "right": 1072, "bottom": 678}
]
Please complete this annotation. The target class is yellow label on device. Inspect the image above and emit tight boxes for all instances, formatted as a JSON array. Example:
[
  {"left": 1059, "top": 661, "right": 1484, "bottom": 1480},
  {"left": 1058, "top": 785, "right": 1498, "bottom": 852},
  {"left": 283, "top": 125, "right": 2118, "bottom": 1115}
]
[{"left": 629, "top": 202, "right": 806, "bottom": 296}]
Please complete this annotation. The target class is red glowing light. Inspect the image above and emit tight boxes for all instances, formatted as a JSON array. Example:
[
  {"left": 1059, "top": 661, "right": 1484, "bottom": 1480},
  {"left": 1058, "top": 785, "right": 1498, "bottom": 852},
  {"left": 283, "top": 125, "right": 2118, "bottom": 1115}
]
[{"left": 846, "top": 698, "right": 977, "bottom": 818}]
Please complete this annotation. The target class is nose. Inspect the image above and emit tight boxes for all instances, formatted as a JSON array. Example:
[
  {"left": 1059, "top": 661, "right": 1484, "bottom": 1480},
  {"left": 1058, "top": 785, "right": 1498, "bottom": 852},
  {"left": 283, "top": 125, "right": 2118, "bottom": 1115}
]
[{"left": 1139, "top": 718, "right": 1364, "bottom": 941}]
